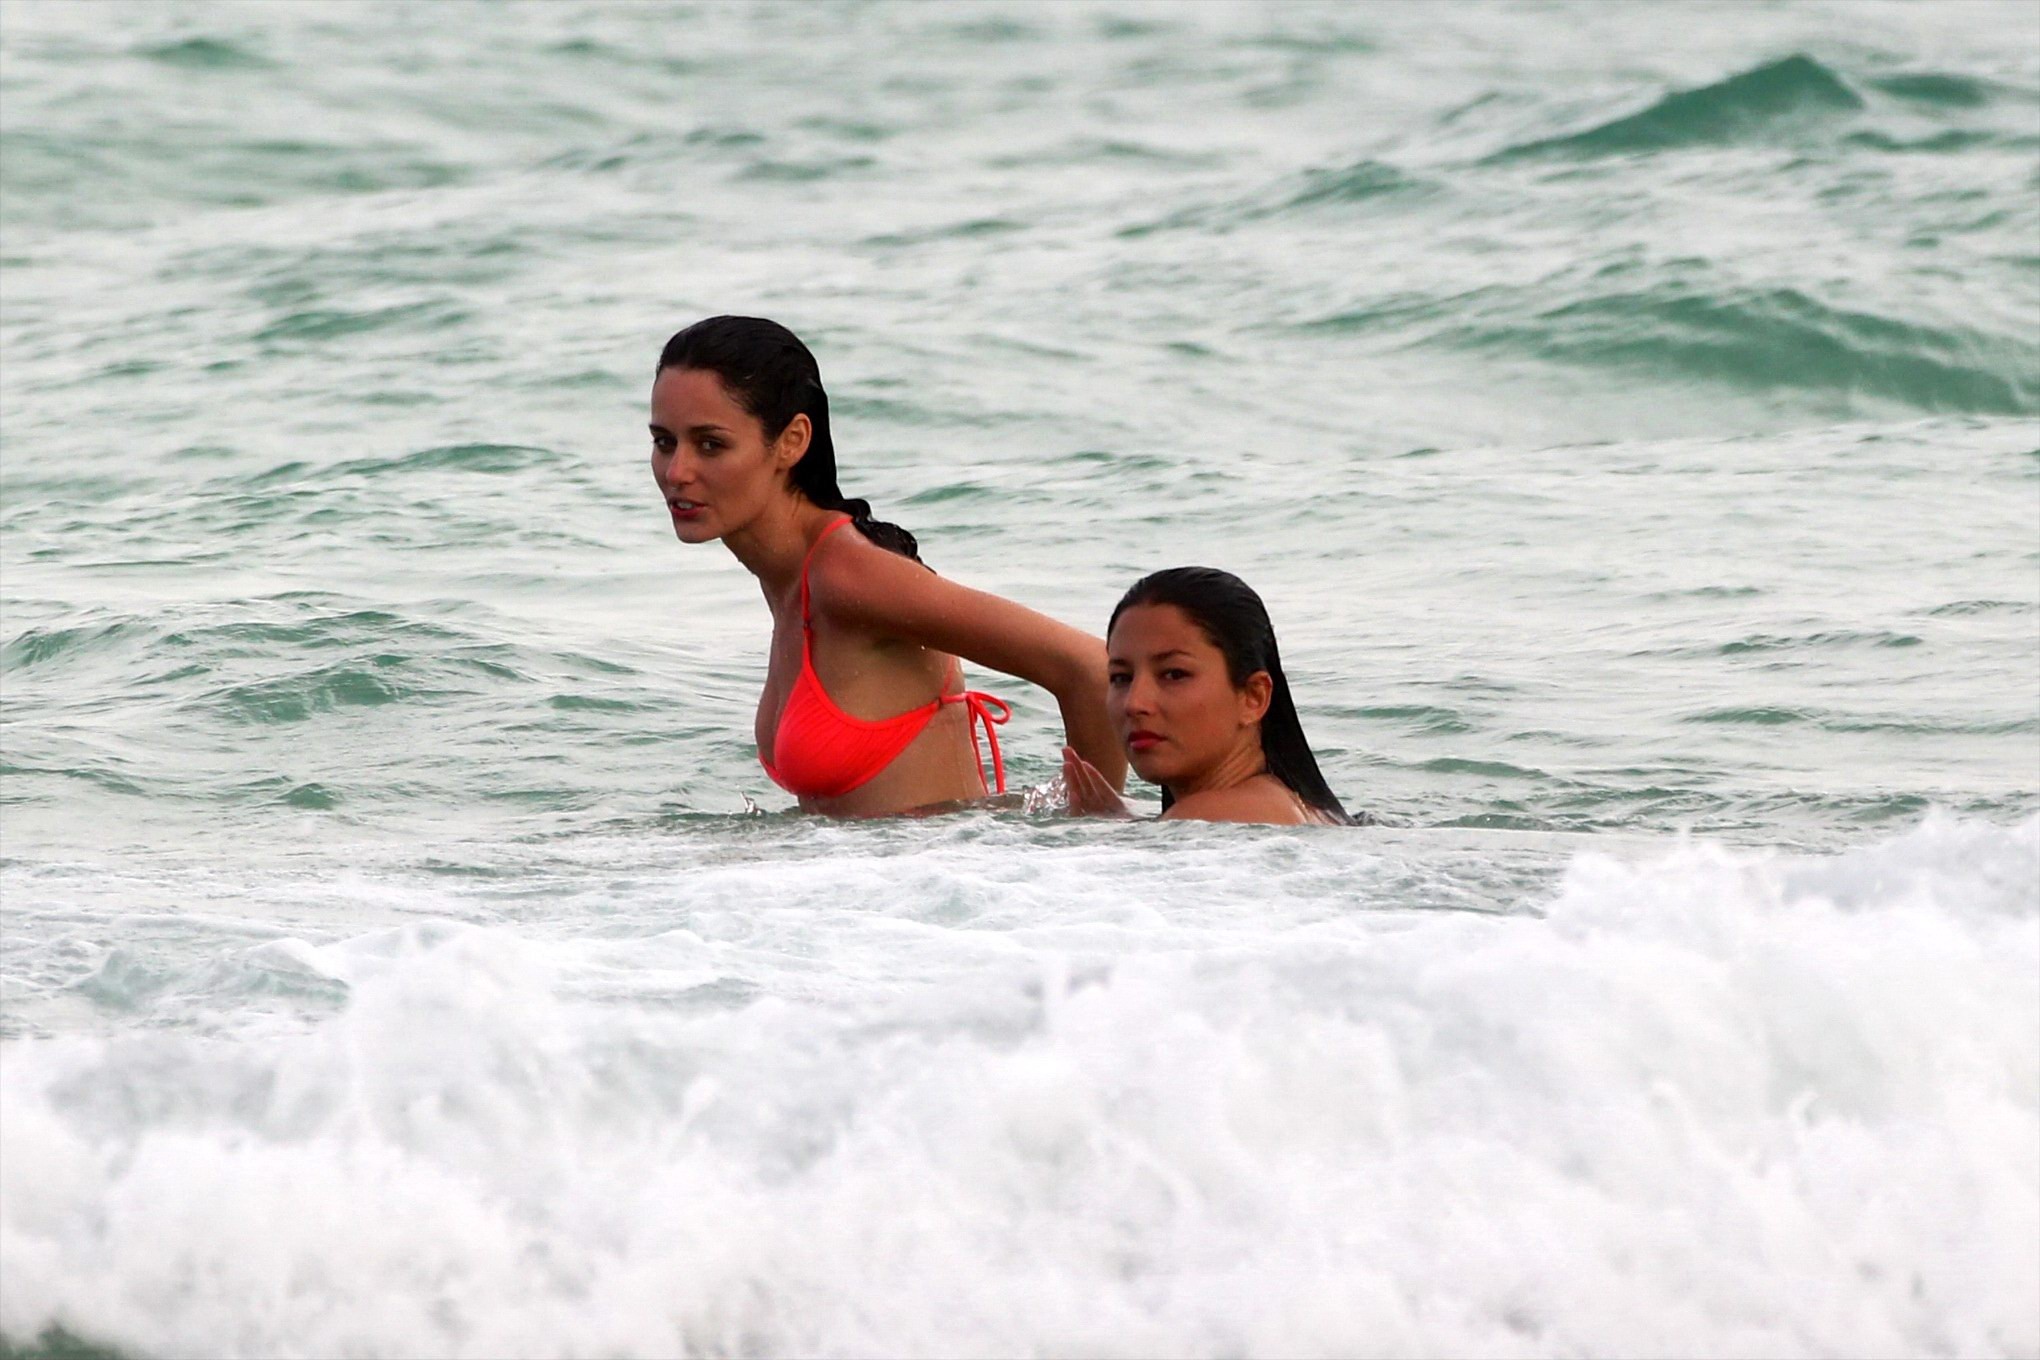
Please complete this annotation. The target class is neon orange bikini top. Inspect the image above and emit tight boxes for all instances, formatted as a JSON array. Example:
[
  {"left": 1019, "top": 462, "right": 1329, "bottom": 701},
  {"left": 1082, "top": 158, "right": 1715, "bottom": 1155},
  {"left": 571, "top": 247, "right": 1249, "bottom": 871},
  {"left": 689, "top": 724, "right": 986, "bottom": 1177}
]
[{"left": 760, "top": 516, "right": 1009, "bottom": 801}]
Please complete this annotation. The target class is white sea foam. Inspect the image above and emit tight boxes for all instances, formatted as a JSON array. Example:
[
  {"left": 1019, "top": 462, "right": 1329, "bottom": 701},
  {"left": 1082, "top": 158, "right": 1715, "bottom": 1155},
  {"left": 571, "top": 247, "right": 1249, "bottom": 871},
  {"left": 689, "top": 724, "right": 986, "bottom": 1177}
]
[{"left": 3, "top": 814, "right": 2034, "bottom": 1358}]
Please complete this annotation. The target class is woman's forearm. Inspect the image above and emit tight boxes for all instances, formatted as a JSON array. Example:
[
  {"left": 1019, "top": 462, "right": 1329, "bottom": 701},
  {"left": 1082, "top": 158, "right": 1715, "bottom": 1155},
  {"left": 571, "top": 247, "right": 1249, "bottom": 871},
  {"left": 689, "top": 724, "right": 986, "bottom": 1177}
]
[
  {"left": 821, "top": 551, "right": 1122, "bottom": 787},
  {"left": 1053, "top": 646, "right": 1125, "bottom": 790}
]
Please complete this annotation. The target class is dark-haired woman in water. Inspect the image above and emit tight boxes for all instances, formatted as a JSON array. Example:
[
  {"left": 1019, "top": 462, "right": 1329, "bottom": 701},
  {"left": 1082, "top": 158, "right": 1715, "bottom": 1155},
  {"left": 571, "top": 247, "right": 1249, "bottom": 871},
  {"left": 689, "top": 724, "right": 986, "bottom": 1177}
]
[
  {"left": 1062, "top": 567, "right": 1356, "bottom": 826},
  {"left": 652, "top": 315, "right": 1126, "bottom": 817}
]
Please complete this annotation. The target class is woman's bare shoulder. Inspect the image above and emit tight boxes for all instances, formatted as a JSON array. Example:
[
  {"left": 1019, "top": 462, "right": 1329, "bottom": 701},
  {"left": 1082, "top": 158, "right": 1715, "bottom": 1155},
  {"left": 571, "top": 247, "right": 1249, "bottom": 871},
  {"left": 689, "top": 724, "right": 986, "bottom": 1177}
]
[
  {"left": 1160, "top": 778, "right": 1314, "bottom": 826},
  {"left": 803, "top": 522, "right": 941, "bottom": 621}
]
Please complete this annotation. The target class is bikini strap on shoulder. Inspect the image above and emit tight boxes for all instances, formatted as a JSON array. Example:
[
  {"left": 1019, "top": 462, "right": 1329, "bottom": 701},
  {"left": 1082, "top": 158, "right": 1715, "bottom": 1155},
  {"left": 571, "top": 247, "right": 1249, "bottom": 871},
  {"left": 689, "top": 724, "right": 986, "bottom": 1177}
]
[{"left": 798, "top": 514, "right": 857, "bottom": 627}]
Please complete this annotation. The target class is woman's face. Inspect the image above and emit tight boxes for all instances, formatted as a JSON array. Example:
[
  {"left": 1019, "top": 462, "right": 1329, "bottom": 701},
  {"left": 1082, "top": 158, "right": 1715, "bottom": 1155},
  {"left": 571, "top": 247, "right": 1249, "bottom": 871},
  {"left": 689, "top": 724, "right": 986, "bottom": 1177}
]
[
  {"left": 649, "top": 367, "right": 804, "bottom": 544},
  {"left": 1107, "top": 603, "right": 1268, "bottom": 789}
]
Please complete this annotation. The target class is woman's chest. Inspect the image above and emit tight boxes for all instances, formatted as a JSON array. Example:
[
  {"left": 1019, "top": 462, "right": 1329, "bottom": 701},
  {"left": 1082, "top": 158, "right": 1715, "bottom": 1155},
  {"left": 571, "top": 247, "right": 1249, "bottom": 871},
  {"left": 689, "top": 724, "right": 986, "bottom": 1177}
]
[{"left": 752, "top": 609, "right": 806, "bottom": 755}]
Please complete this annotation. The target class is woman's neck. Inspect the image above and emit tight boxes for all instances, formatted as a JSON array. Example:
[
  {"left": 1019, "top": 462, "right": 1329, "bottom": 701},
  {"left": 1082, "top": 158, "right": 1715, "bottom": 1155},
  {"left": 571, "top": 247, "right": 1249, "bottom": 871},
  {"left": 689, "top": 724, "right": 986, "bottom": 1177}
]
[
  {"left": 1168, "top": 734, "right": 1269, "bottom": 802},
  {"left": 725, "top": 497, "right": 837, "bottom": 602}
]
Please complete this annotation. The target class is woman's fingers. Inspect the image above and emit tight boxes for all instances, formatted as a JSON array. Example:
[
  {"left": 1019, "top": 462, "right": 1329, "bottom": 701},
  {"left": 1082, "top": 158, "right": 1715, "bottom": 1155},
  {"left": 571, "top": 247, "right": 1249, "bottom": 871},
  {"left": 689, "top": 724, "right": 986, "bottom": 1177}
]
[
  {"left": 1062, "top": 746, "right": 1133, "bottom": 817},
  {"left": 1062, "top": 746, "right": 1106, "bottom": 813}
]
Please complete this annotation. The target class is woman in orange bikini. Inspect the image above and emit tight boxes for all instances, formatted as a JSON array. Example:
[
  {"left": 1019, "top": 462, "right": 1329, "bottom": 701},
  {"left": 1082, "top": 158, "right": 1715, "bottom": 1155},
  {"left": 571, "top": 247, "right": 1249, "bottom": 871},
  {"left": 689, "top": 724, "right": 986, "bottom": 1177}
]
[{"left": 651, "top": 315, "right": 1127, "bottom": 816}]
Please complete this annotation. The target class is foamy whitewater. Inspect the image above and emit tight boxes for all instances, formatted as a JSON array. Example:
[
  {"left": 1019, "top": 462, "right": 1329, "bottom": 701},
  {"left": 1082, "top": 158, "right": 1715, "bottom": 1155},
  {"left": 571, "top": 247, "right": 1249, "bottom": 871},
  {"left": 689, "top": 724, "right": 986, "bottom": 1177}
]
[
  {"left": 4, "top": 817, "right": 2037, "bottom": 1358},
  {"left": 2, "top": 2, "right": 2037, "bottom": 1357}
]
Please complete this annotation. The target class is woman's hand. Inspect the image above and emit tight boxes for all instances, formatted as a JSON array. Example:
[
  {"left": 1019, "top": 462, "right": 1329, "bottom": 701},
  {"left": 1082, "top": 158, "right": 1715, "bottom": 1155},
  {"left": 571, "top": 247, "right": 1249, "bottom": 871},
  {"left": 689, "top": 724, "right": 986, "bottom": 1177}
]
[{"left": 1063, "top": 746, "right": 1134, "bottom": 818}]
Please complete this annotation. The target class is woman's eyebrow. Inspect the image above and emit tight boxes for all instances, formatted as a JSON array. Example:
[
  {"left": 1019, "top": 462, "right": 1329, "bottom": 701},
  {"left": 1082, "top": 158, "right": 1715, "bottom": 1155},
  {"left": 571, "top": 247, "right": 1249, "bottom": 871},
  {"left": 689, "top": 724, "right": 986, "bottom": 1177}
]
[{"left": 649, "top": 421, "right": 733, "bottom": 437}]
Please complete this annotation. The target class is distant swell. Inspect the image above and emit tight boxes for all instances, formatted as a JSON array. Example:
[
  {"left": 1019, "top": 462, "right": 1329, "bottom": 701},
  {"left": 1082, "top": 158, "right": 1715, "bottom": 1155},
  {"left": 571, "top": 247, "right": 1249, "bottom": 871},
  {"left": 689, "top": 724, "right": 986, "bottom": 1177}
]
[
  {"left": 1866, "top": 71, "right": 1999, "bottom": 109},
  {"left": 1444, "top": 282, "right": 2038, "bottom": 415},
  {"left": 134, "top": 36, "right": 272, "bottom": 71},
  {"left": 1301, "top": 274, "right": 2038, "bottom": 415},
  {"left": 1499, "top": 55, "right": 1864, "bottom": 158},
  {"left": 1118, "top": 159, "right": 1429, "bottom": 237}
]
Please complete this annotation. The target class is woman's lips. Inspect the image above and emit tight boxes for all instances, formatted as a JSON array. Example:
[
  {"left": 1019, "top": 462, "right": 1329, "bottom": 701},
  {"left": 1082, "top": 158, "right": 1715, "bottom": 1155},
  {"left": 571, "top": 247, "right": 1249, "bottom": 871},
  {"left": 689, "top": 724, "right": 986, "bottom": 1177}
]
[
  {"left": 1126, "top": 730, "right": 1162, "bottom": 752},
  {"left": 668, "top": 500, "right": 704, "bottom": 521}
]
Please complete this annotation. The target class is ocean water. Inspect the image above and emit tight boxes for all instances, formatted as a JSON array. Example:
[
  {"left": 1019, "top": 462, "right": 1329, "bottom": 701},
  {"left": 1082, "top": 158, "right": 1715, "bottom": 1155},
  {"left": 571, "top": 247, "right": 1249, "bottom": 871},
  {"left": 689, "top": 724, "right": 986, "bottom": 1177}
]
[{"left": 1, "top": 1, "right": 2036, "bottom": 1356}]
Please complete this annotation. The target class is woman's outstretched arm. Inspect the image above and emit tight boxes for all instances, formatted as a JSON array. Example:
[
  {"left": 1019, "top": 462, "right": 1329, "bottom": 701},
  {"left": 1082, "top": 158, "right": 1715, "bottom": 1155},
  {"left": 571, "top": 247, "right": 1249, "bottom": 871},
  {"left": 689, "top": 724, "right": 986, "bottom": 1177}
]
[{"left": 812, "top": 530, "right": 1127, "bottom": 790}]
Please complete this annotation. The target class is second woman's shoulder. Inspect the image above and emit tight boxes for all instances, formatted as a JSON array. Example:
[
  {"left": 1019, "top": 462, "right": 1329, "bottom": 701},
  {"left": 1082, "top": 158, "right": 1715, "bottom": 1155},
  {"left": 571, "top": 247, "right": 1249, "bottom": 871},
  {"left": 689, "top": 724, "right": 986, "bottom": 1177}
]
[{"left": 1161, "top": 777, "right": 1316, "bottom": 826}]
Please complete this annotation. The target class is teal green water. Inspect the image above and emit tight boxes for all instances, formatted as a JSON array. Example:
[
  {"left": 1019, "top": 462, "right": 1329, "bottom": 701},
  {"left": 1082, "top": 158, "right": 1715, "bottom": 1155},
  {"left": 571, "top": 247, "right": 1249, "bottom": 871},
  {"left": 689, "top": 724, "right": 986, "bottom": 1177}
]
[
  {"left": 2, "top": 4, "right": 2037, "bottom": 1357},
  {"left": 4, "top": 2, "right": 2035, "bottom": 856}
]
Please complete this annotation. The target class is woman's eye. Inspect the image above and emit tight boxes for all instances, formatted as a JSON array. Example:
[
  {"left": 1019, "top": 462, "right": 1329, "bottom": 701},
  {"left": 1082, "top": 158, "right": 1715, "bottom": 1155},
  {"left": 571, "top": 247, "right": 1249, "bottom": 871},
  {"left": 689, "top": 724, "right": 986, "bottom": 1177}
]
[
  {"left": 1162, "top": 668, "right": 1190, "bottom": 681},
  {"left": 698, "top": 438, "right": 722, "bottom": 454},
  {"left": 1107, "top": 672, "right": 1130, "bottom": 688}
]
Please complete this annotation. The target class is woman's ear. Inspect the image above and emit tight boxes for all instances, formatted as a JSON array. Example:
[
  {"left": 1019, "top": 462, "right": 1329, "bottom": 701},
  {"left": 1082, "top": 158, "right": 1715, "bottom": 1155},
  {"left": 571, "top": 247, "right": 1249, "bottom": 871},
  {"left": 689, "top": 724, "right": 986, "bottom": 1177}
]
[
  {"left": 775, "top": 413, "right": 813, "bottom": 471},
  {"left": 1238, "top": 670, "right": 1272, "bottom": 725}
]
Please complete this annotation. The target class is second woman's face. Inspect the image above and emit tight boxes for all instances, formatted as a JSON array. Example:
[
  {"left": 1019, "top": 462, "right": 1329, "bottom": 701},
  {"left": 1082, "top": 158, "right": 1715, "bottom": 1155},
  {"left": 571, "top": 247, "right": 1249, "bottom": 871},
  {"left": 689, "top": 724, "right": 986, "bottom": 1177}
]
[
  {"left": 1107, "top": 603, "right": 1263, "bottom": 788},
  {"left": 649, "top": 367, "right": 794, "bottom": 544}
]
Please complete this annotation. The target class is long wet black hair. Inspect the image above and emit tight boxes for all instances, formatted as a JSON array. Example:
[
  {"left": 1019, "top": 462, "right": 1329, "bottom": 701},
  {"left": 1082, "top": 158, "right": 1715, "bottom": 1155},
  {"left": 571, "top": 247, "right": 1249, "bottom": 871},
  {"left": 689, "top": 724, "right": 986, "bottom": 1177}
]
[
  {"left": 657, "top": 316, "right": 923, "bottom": 563},
  {"left": 1109, "top": 567, "right": 1354, "bottom": 824}
]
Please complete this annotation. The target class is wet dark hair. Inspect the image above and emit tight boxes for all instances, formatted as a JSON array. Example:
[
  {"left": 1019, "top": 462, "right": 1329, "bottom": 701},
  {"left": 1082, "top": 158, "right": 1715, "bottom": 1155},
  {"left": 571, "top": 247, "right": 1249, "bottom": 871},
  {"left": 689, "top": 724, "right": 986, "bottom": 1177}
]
[
  {"left": 656, "top": 316, "right": 922, "bottom": 563},
  {"left": 1109, "top": 567, "right": 1353, "bottom": 824}
]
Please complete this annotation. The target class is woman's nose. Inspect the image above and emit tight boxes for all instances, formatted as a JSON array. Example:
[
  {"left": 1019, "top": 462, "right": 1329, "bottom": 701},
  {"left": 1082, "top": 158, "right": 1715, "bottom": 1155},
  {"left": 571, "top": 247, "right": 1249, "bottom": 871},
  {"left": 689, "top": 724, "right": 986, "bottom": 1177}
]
[
  {"left": 1124, "top": 675, "right": 1157, "bottom": 715},
  {"left": 657, "top": 451, "right": 693, "bottom": 492}
]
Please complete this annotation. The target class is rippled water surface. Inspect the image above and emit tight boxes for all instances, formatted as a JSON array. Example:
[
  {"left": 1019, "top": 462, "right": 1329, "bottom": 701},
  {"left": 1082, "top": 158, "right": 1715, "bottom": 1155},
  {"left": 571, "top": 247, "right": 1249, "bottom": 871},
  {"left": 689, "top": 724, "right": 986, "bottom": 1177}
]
[{"left": 2, "top": 2, "right": 2037, "bottom": 1356}]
